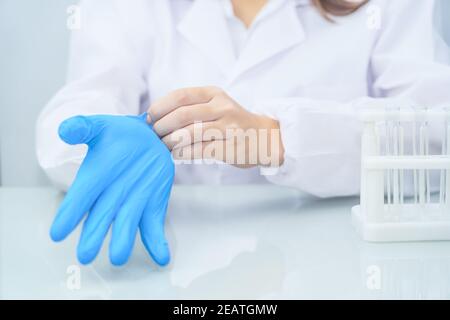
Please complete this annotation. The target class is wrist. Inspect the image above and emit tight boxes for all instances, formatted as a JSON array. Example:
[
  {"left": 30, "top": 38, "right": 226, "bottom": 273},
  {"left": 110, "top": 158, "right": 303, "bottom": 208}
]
[{"left": 256, "top": 114, "right": 285, "bottom": 167}]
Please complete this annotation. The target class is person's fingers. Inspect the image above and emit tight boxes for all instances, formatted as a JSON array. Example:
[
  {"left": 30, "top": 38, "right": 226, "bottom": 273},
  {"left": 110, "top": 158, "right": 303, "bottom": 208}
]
[
  {"left": 76, "top": 151, "right": 152, "bottom": 264},
  {"left": 147, "top": 87, "right": 221, "bottom": 123},
  {"left": 139, "top": 166, "right": 174, "bottom": 266},
  {"left": 171, "top": 139, "right": 229, "bottom": 163},
  {"left": 58, "top": 115, "right": 104, "bottom": 145},
  {"left": 152, "top": 103, "right": 221, "bottom": 137},
  {"left": 161, "top": 121, "right": 221, "bottom": 150}
]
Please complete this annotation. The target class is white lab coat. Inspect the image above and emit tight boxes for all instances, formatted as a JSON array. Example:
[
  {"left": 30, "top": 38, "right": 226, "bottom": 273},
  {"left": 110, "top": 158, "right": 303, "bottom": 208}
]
[{"left": 36, "top": 0, "right": 450, "bottom": 197}]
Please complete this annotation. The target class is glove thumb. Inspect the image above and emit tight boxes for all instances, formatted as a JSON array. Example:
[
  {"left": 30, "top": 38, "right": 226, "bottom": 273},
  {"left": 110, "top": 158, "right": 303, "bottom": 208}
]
[{"left": 58, "top": 115, "right": 102, "bottom": 145}]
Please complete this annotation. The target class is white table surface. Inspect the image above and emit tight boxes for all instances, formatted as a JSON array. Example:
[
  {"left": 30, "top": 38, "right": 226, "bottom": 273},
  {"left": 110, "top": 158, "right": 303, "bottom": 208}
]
[{"left": 1, "top": 185, "right": 450, "bottom": 300}]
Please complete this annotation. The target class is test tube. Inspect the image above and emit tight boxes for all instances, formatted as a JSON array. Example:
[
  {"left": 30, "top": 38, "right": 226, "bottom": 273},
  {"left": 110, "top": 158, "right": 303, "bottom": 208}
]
[
  {"left": 393, "top": 121, "right": 399, "bottom": 205},
  {"left": 425, "top": 121, "right": 431, "bottom": 204},
  {"left": 385, "top": 120, "right": 392, "bottom": 206},
  {"left": 446, "top": 111, "right": 450, "bottom": 209},
  {"left": 440, "top": 118, "right": 447, "bottom": 206},
  {"left": 418, "top": 108, "right": 428, "bottom": 206},
  {"left": 412, "top": 120, "right": 418, "bottom": 204},
  {"left": 398, "top": 120, "right": 405, "bottom": 205},
  {"left": 395, "top": 108, "right": 405, "bottom": 206}
]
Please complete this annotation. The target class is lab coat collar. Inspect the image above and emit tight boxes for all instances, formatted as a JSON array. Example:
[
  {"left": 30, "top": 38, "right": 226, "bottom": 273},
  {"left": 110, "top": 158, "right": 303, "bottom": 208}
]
[
  {"left": 177, "top": 0, "right": 236, "bottom": 76},
  {"left": 231, "top": 0, "right": 306, "bottom": 80},
  {"left": 177, "top": 0, "right": 307, "bottom": 80}
]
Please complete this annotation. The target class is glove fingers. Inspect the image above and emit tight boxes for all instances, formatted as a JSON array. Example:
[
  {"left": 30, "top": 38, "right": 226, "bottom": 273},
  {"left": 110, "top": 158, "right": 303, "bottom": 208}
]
[
  {"left": 50, "top": 152, "right": 128, "bottom": 242},
  {"left": 140, "top": 169, "right": 173, "bottom": 267},
  {"left": 50, "top": 168, "right": 104, "bottom": 242},
  {"left": 108, "top": 153, "right": 173, "bottom": 266},
  {"left": 77, "top": 150, "right": 159, "bottom": 264},
  {"left": 109, "top": 193, "right": 148, "bottom": 266},
  {"left": 50, "top": 116, "right": 105, "bottom": 241},
  {"left": 51, "top": 116, "right": 137, "bottom": 243},
  {"left": 140, "top": 197, "right": 171, "bottom": 267},
  {"left": 76, "top": 184, "right": 124, "bottom": 265}
]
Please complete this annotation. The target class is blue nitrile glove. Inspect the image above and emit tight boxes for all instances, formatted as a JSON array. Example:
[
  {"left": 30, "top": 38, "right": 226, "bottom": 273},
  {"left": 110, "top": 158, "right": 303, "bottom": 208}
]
[{"left": 50, "top": 113, "right": 174, "bottom": 266}]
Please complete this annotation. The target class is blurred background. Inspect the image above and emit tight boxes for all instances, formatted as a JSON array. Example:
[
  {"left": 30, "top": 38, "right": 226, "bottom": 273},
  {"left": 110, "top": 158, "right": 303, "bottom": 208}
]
[{"left": 0, "top": 0, "right": 449, "bottom": 187}]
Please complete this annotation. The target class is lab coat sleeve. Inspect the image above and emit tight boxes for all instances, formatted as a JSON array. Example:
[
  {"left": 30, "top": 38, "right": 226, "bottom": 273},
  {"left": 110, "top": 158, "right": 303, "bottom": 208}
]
[
  {"left": 36, "top": 0, "right": 154, "bottom": 191},
  {"left": 255, "top": 0, "right": 450, "bottom": 197}
]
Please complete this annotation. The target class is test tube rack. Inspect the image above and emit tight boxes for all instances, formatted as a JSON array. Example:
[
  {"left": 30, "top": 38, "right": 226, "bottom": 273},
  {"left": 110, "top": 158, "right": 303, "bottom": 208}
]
[{"left": 352, "top": 108, "right": 450, "bottom": 242}]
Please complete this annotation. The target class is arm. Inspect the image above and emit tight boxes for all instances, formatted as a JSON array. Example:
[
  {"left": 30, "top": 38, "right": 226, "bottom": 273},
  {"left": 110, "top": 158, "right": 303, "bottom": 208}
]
[
  {"left": 36, "top": 0, "right": 154, "bottom": 190},
  {"left": 256, "top": 0, "right": 450, "bottom": 197}
]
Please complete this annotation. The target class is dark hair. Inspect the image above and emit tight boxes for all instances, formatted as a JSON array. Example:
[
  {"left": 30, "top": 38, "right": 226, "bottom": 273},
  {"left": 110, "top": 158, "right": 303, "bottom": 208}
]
[{"left": 313, "top": 0, "right": 369, "bottom": 20}]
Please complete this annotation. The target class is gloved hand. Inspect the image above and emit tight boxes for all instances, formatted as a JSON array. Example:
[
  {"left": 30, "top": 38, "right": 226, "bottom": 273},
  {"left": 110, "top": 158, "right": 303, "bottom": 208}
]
[{"left": 50, "top": 113, "right": 174, "bottom": 266}]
